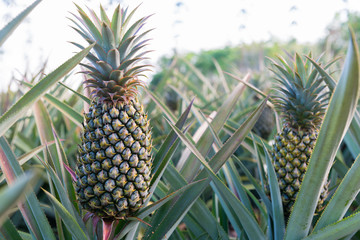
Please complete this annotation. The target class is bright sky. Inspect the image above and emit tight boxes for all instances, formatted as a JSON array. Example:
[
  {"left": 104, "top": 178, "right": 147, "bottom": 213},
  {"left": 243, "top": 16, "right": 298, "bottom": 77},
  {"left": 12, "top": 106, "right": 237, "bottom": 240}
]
[{"left": 0, "top": 0, "right": 359, "bottom": 91}]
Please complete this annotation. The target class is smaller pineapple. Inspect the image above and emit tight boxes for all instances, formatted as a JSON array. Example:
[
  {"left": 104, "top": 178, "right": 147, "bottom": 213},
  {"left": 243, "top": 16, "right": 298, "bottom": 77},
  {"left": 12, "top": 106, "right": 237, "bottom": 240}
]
[
  {"left": 269, "top": 53, "right": 330, "bottom": 217},
  {"left": 253, "top": 95, "right": 275, "bottom": 139}
]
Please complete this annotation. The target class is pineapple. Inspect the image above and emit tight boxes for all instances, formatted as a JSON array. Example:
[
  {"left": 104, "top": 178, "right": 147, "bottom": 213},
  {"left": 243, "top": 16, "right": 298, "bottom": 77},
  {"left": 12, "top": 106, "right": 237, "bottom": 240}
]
[
  {"left": 72, "top": 5, "right": 152, "bottom": 219},
  {"left": 269, "top": 54, "right": 329, "bottom": 217}
]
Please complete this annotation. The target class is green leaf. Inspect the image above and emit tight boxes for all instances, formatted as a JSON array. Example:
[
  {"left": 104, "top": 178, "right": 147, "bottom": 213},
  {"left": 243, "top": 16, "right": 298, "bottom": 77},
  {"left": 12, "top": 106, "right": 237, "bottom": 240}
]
[
  {"left": 296, "top": 53, "right": 306, "bottom": 85},
  {"left": 17, "top": 141, "right": 56, "bottom": 165},
  {"left": 117, "top": 180, "right": 205, "bottom": 239},
  {"left": 180, "top": 76, "right": 250, "bottom": 181},
  {"left": 138, "top": 179, "right": 204, "bottom": 219},
  {"left": 225, "top": 72, "right": 268, "bottom": 99},
  {"left": 0, "top": 43, "right": 94, "bottom": 137},
  {"left": 285, "top": 28, "right": 360, "bottom": 239},
  {"left": 145, "top": 98, "right": 266, "bottom": 239},
  {"left": 150, "top": 99, "right": 193, "bottom": 182},
  {"left": 58, "top": 82, "right": 91, "bottom": 104},
  {"left": 40, "top": 157, "right": 89, "bottom": 238},
  {"left": 304, "top": 212, "right": 360, "bottom": 240},
  {"left": 0, "top": 0, "right": 41, "bottom": 46},
  {"left": 0, "top": 137, "right": 56, "bottom": 240},
  {"left": 314, "top": 153, "right": 360, "bottom": 231},
  {"left": 165, "top": 118, "right": 266, "bottom": 239},
  {"left": 234, "top": 154, "right": 273, "bottom": 219},
  {"left": 75, "top": 4, "right": 103, "bottom": 45},
  {"left": 0, "top": 172, "right": 39, "bottom": 226},
  {"left": 33, "top": 100, "right": 62, "bottom": 177},
  {"left": 263, "top": 141, "right": 285, "bottom": 240},
  {"left": 223, "top": 160, "right": 254, "bottom": 217},
  {"left": 210, "top": 177, "right": 265, "bottom": 239},
  {"left": 160, "top": 164, "right": 229, "bottom": 240},
  {"left": 43, "top": 189, "right": 88, "bottom": 240},
  {"left": 0, "top": 218, "right": 23, "bottom": 240},
  {"left": 305, "top": 57, "right": 336, "bottom": 91},
  {"left": 43, "top": 93, "right": 83, "bottom": 126}
]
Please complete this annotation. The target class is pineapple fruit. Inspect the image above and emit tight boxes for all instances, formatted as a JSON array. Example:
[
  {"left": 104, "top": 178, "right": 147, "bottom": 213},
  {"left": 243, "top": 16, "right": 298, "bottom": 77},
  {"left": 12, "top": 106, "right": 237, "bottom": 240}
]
[
  {"left": 269, "top": 54, "right": 329, "bottom": 217},
  {"left": 72, "top": 5, "right": 152, "bottom": 219}
]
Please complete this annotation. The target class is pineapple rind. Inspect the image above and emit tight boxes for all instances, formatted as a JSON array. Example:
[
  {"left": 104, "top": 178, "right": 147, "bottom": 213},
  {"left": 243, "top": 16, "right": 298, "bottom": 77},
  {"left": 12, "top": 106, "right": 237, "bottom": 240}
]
[
  {"left": 271, "top": 127, "right": 323, "bottom": 216},
  {"left": 75, "top": 99, "right": 152, "bottom": 219}
]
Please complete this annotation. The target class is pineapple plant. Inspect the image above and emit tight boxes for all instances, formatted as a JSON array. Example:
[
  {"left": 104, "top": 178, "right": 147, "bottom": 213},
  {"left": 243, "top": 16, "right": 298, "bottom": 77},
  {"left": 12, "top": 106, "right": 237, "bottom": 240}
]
[
  {"left": 269, "top": 53, "right": 330, "bottom": 217},
  {"left": 71, "top": 5, "right": 153, "bottom": 220}
]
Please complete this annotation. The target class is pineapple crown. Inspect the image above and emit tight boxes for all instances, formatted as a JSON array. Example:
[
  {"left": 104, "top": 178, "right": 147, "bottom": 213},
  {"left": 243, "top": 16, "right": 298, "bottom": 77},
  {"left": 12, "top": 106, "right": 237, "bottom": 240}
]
[
  {"left": 269, "top": 53, "right": 330, "bottom": 131},
  {"left": 70, "top": 4, "right": 152, "bottom": 103}
]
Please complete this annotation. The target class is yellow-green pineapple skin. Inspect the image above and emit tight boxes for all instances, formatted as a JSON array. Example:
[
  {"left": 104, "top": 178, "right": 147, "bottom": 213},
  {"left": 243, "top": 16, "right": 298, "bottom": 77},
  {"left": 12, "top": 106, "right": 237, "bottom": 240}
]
[
  {"left": 271, "top": 127, "right": 328, "bottom": 216},
  {"left": 76, "top": 100, "right": 152, "bottom": 219}
]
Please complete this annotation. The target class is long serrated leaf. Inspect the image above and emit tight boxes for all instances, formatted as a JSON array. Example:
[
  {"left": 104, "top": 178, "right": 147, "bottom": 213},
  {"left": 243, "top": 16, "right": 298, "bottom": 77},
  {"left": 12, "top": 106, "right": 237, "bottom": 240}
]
[
  {"left": 144, "top": 162, "right": 229, "bottom": 240},
  {"left": 39, "top": 156, "right": 89, "bottom": 238},
  {"left": 0, "top": 0, "right": 41, "bottom": 46},
  {"left": 0, "top": 43, "right": 94, "bottom": 137},
  {"left": 45, "top": 94, "right": 83, "bottom": 125},
  {"left": 43, "top": 189, "right": 87, "bottom": 240},
  {"left": 0, "top": 218, "right": 23, "bottom": 240},
  {"left": 181, "top": 75, "right": 250, "bottom": 181},
  {"left": 17, "top": 141, "right": 56, "bottom": 165},
  {"left": 306, "top": 57, "right": 337, "bottom": 91},
  {"left": 295, "top": 53, "right": 306, "bottom": 85},
  {"left": 262, "top": 141, "right": 285, "bottom": 240},
  {"left": 234, "top": 154, "right": 273, "bottom": 219},
  {"left": 225, "top": 72, "right": 268, "bottom": 99},
  {"left": 224, "top": 160, "right": 254, "bottom": 216},
  {"left": 0, "top": 137, "right": 56, "bottom": 240},
  {"left": 210, "top": 179, "right": 265, "bottom": 239},
  {"left": 304, "top": 212, "right": 360, "bottom": 240},
  {"left": 137, "top": 179, "right": 204, "bottom": 219},
  {"left": 166, "top": 119, "right": 265, "bottom": 239},
  {"left": 58, "top": 82, "right": 91, "bottom": 104},
  {"left": 0, "top": 172, "right": 39, "bottom": 226},
  {"left": 314, "top": 153, "right": 360, "bottom": 231},
  {"left": 150, "top": 100, "right": 193, "bottom": 185},
  {"left": 33, "top": 100, "right": 62, "bottom": 178},
  {"left": 285, "top": 29, "right": 360, "bottom": 239},
  {"left": 75, "top": 5, "right": 103, "bottom": 45},
  {"left": 146, "top": 98, "right": 266, "bottom": 239},
  {"left": 117, "top": 179, "right": 207, "bottom": 239}
]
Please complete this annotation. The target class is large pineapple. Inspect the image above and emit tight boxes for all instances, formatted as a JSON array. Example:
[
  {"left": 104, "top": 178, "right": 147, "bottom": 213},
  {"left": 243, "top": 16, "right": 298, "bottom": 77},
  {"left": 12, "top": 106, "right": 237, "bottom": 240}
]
[
  {"left": 72, "top": 5, "right": 152, "bottom": 219},
  {"left": 270, "top": 54, "right": 329, "bottom": 217}
]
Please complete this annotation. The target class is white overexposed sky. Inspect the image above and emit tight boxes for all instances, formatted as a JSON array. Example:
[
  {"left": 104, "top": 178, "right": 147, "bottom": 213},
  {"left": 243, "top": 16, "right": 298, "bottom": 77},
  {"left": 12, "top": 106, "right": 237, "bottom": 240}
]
[{"left": 0, "top": 0, "right": 359, "bottom": 91}]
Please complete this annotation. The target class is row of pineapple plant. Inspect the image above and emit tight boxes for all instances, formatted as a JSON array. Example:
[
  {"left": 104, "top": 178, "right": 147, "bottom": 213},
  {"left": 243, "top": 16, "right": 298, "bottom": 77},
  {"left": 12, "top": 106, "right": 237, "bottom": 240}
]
[{"left": 1, "top": 1, "right": 360, "bottom": 240}]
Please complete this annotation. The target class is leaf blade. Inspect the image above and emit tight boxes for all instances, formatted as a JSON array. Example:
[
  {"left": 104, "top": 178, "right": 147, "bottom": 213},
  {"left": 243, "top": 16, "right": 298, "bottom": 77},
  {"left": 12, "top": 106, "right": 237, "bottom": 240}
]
[
  {"left": 0, "top": 0, "right": 42, "bottom": 46},
  {"left": 0, "top": 43, "right": 94, "bottom": 137}
]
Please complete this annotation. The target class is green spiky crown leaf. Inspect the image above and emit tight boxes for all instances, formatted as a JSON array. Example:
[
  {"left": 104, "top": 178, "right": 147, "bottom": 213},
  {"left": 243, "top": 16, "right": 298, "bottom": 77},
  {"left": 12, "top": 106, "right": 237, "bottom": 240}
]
[
  {"left": 71, "top": 4, "right": 152, "bottom": 102},
  {"left": 269, "top": 53, "right": 330, "bottom": 131}
]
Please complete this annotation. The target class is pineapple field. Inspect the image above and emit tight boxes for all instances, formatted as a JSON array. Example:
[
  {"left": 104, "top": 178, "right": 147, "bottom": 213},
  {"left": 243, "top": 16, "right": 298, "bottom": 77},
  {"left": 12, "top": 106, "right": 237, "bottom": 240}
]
[{"left": 1, "top": 1, "right": 360, "bottom": 240}]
